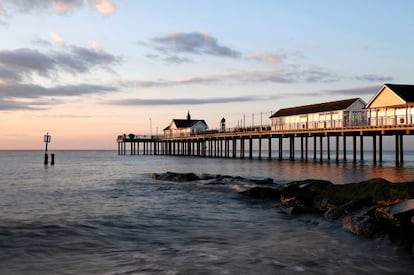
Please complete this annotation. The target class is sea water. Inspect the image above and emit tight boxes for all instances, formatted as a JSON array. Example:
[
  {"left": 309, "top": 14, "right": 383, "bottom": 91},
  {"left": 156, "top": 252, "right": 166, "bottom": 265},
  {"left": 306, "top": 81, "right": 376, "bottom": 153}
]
[{"left": 0, "top": 150, "right": 414, "bottom": 274}]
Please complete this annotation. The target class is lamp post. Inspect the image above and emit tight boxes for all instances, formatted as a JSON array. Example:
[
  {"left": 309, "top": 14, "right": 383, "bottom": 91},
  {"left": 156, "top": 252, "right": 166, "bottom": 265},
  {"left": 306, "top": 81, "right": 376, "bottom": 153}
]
[{"left": 43, "top": 133, "right": 51, "bottom": 165}]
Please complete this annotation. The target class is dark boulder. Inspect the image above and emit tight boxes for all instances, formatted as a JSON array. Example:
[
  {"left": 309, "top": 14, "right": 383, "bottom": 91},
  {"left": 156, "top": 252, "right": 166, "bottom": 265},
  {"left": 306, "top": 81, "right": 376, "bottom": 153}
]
[
  {"left": 279, "top": 179, "right": 333, "bottom": 213},
  {"left": 324, "top": 198, "right": 372, "bottom": 220},
  {"left": 240, "top": 186, "right": 281, "bottom": 199},
  {"left": 342, "top": 206, "right": 384, "bottom": 238},
  {"left": 250, "top": 178, "right": 274, "bottom": 185},
  {"left": 151, "top": 171, "right": 200, "bottom": 182}
]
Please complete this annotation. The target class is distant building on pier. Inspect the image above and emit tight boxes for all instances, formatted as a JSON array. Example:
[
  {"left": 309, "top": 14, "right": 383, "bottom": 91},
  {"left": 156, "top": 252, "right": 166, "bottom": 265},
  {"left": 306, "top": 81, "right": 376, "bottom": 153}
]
[
  {"left": 163, "top": 111, "right": 208, "bottom": 137},
  {"left": 270, "top": 98, "right": 367, "bottom": 131},
  {"left": 366, "top": 84, "right": 414, "bottom": 126}
]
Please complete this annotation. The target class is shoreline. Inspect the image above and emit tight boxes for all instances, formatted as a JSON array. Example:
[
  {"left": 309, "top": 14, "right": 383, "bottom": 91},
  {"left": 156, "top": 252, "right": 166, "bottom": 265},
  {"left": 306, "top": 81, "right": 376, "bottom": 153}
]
[{"left": 152, "top": 171, "right": 414, "bottom": 256}]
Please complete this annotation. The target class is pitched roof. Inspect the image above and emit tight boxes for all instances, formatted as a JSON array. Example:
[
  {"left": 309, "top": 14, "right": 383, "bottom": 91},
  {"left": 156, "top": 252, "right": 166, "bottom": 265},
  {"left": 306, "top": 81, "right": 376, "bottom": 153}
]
[
  {"left": 163, "top": 119, "right": 208, "bottom": 130},
  {"left": 270, "top": 98, "right": 362, "bottom": 118},
  {"left": 173, "top": 119, "right": 207, "bottom": 128},
  {"left": 385, "top": 84, "right": 414, "bottom": 103}
]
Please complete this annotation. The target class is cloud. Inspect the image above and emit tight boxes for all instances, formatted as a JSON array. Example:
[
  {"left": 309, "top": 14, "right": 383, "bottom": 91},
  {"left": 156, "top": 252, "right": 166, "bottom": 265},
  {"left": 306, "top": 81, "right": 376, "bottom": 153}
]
[
  {"left": 108, "top": 95, "right": 279, "bottom": 106},
  {"left": 0, "top": 46, "right": 120, "bottom": 79},
  {"left": 0, "top": 83, "right": 117, "bottom": 99},
  {"left": 354, "top": 74, "right": 393, "bottom": 82},
  {"left": 50, "top": 32, "right": 64, "bottom": 44},
  {"left": 248, "top": 52, "right": 284, "bottom": 65},
  {"left": 0, "top": 3, "right": 5, "bottom": 16},
  {"left": 89, "top": 40, "right": 99, "bottom": 50},
  {"left": 0, "top": 66, "right": 20, "bottom": 81},
  {"left": 324, "top": 85, "right": 380, "bottom": 96},
  {"left": 94, "top": 0, "right": 116, "bottom": 15},
  {"left": 0, "top": 0, "right": 117, "bottom": 16},
  {"left": 150, "top": 32, "right": 242, "bottom": 59},
  {"left": 32, "top": 37, "right": 53, "bottom": 47},
  {"left": 122, "top": 67, "right": 339, "bottom": 89},
  {"left": 0, "top": 48, "right": 56, "bottom": 78},
  {"left": 0, "top": 98, "right": 36, "bottom": 110},
  {"left": 0, "top": 81, "right": 117, "bottom": 110}
]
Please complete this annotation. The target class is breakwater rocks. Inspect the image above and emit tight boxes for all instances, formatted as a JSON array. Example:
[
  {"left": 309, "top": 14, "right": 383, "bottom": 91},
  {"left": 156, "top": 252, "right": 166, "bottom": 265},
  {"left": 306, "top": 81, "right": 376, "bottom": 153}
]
[{"left": 151, "top": 171, "right": 414, "bottom": 254}]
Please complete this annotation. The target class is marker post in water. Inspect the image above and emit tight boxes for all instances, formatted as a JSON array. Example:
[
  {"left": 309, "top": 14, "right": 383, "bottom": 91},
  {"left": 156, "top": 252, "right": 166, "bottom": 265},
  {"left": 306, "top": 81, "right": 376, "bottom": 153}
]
[{"left": 43, "top": 133, "right": 51, "bottom": 165}]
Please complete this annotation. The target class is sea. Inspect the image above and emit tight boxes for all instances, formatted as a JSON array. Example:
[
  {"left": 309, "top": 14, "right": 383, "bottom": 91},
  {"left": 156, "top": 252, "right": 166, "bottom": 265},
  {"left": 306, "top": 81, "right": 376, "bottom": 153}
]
[{"left": 1, "top": 150, "right": 414, "bottom": 275}]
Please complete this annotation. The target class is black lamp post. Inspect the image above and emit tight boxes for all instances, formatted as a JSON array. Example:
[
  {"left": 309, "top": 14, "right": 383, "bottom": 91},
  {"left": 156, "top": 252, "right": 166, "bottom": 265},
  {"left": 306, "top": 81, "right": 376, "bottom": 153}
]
[{"left": 44, "top": 133, "right": 51, "bottom": 165}]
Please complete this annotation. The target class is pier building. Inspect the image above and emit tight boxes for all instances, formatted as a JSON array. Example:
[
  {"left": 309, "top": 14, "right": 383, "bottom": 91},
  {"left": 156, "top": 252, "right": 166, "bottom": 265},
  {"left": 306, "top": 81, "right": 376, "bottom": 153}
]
[
  {"left": 270, "top": 98, "right": 366, "bottom": 131},
  {"left": 367, "top": 84, "right": 414, "bottom": 126},
  {"left": 163, "top": 111, "right": 208, "bottom": 138}
]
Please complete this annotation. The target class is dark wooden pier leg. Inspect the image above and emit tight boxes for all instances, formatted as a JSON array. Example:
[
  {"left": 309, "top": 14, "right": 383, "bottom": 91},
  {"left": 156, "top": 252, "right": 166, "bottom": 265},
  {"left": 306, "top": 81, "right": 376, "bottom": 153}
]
[
  {"left": 327, "top": 136, "right": 330, "bottom": 161},
  {"left": 258, "top": 137, "right": 262, "bottom": 160},
  {"left": 335, "top": 136, "right": 339, "bottom": 162},
  {"left": 353, "top": 135, "right": 357, "bottom": 163},
  {"left": 400, "top": 134, "right": 404, "bottom": 164},
  {"left": 233, "top": 138, "right": 237, "bottom": 158},
  {"left": 305, "top": 136, "right": 308, "bottom": 161},
  {"left": 268, "top": 136, "right": 272, "bottom": 160},
  {"left": 290, "top": 136, "right": 295, "bottom": 161},
  {"left": 240, "top": 138, "right": 245, "bottom": 159},
  {"left": 373, "top": 135, "right": 377, "bottom": 165},
  {"left": 379, "top": 135, "right": 383, "bottom": 163},
  {"left": 319, "top": 136, "right": 323, "bottom": 162},
  {"left": 360, "top": 135, "right": 364, "bottom": 161},
  {"left": 343, "top": 135, "right": 347, "bottom": 161},
  {"left": 278, "top": 137, "right": 283, "bottom": 160},
  {"left": 313, "top": 136, "right": 317, "bottom": 160},
  {"left": 249, "top": 138, "right": 253, "bottom": 159},
  {"left": 300, "top": 136, "right": 304, "bottom": 160},
  {"left": 395, "top": 135, "right": 400, "bottom": 166}
]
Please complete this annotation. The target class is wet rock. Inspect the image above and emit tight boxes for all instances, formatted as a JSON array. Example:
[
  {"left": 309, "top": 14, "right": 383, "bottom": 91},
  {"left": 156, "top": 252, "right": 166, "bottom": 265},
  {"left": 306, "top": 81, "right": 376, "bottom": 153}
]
[
  {"left": 250, "top": 178, "right": 274, "bottom": 185},
  {"left": 240, "top": 186, "right": 280, "bottom": 199},
  {"left": 342, "top": 206, "right": 383, "bottom": 238},
  {"left": 324, "top": 199, "right": 372, "bottom": 220},
  {"left": 373, "top": 184, "right": 410, "bottom": 206},
  {"left": 279, "top": 179, "right": 333, "bottom": 213},
  {"left": 389, "top": 199, "right": 414, "bottom": 217},
  {"left": 151, "top": 171, "right": 200, "bottom": 182},
  {"left": 388, "top": 199, "right": 414, "bottom": 245}
]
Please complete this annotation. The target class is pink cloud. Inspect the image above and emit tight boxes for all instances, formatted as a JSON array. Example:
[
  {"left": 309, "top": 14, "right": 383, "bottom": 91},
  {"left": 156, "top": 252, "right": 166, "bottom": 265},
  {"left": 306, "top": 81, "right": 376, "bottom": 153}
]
[{"left": 95, "top": 0, "right": 116, "bottom": 15}]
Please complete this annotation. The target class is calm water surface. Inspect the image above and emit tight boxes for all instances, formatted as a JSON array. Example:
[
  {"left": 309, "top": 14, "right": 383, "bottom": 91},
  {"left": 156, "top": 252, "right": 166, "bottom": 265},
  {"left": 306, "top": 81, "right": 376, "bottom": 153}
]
[{"left": 0, "top": 150, "right": 414, "bottom": 274}]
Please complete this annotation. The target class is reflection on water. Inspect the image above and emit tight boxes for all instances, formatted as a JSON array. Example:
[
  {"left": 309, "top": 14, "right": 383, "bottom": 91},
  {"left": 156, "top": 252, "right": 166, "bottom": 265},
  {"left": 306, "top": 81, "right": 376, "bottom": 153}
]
[{"left": 0, "top": 150, "right": 414, "bottom": 274}]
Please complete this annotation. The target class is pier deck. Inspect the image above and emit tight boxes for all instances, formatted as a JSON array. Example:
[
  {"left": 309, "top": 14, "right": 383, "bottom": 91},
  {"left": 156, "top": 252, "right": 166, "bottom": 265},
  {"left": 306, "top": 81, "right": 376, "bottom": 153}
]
[{"left": 117, "top": 124, "right": 414, "bottom": 165}]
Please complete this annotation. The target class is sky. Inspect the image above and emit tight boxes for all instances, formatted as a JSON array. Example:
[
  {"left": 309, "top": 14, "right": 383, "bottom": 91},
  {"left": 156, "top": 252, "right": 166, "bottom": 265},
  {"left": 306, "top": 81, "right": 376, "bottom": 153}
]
[{"left": 0, "top": 0, "right": 413, "bottom": 149}]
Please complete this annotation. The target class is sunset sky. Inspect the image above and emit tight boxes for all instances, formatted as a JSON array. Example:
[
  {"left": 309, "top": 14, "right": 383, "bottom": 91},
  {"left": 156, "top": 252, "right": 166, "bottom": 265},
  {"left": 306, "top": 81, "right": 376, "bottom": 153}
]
[{"left": 1, "top": 0, "right": 413, "bottom": 149}]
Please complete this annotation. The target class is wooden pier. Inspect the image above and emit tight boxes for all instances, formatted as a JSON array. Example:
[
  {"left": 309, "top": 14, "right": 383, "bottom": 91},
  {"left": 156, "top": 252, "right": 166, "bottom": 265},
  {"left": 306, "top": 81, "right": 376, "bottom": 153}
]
[{"left": 117, "top": 124, "right": 414, "bottom": 165}]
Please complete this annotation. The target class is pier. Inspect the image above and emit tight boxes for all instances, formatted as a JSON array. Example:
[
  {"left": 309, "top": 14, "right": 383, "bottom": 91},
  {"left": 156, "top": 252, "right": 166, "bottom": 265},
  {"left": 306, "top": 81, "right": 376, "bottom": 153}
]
[
  {"left": 117, "top": 124, "right": 413, "bottom": 165},
  {"left": 117, "top": 84, "right": 414, "bottom": 166}
]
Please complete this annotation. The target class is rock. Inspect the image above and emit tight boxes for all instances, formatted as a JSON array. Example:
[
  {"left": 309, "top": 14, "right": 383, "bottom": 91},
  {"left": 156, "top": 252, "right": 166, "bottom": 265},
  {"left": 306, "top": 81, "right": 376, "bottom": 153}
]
[
  {"left": 250, "top": 178, "right": 274, "bottom": 185},
  {"left": 151, "top": 171, "right": 200, "bottom": 182},
  {"left": 324, "top": 199, "right": 372, "bottom": 220},
  {"left": 373, "top": 184, "right": 410, "bottom": 206},
  {"left": 240, "top": 186, "right": 280, "bottom": 199},
  {"left": 342, "top": 206, "right": 383, "bottom": 238},
  {"left": 389, "top": 199, "right": 414, "bottom": 216},
  {"left": 279, "top": 179, "right": 333, "bottom": 213}
]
